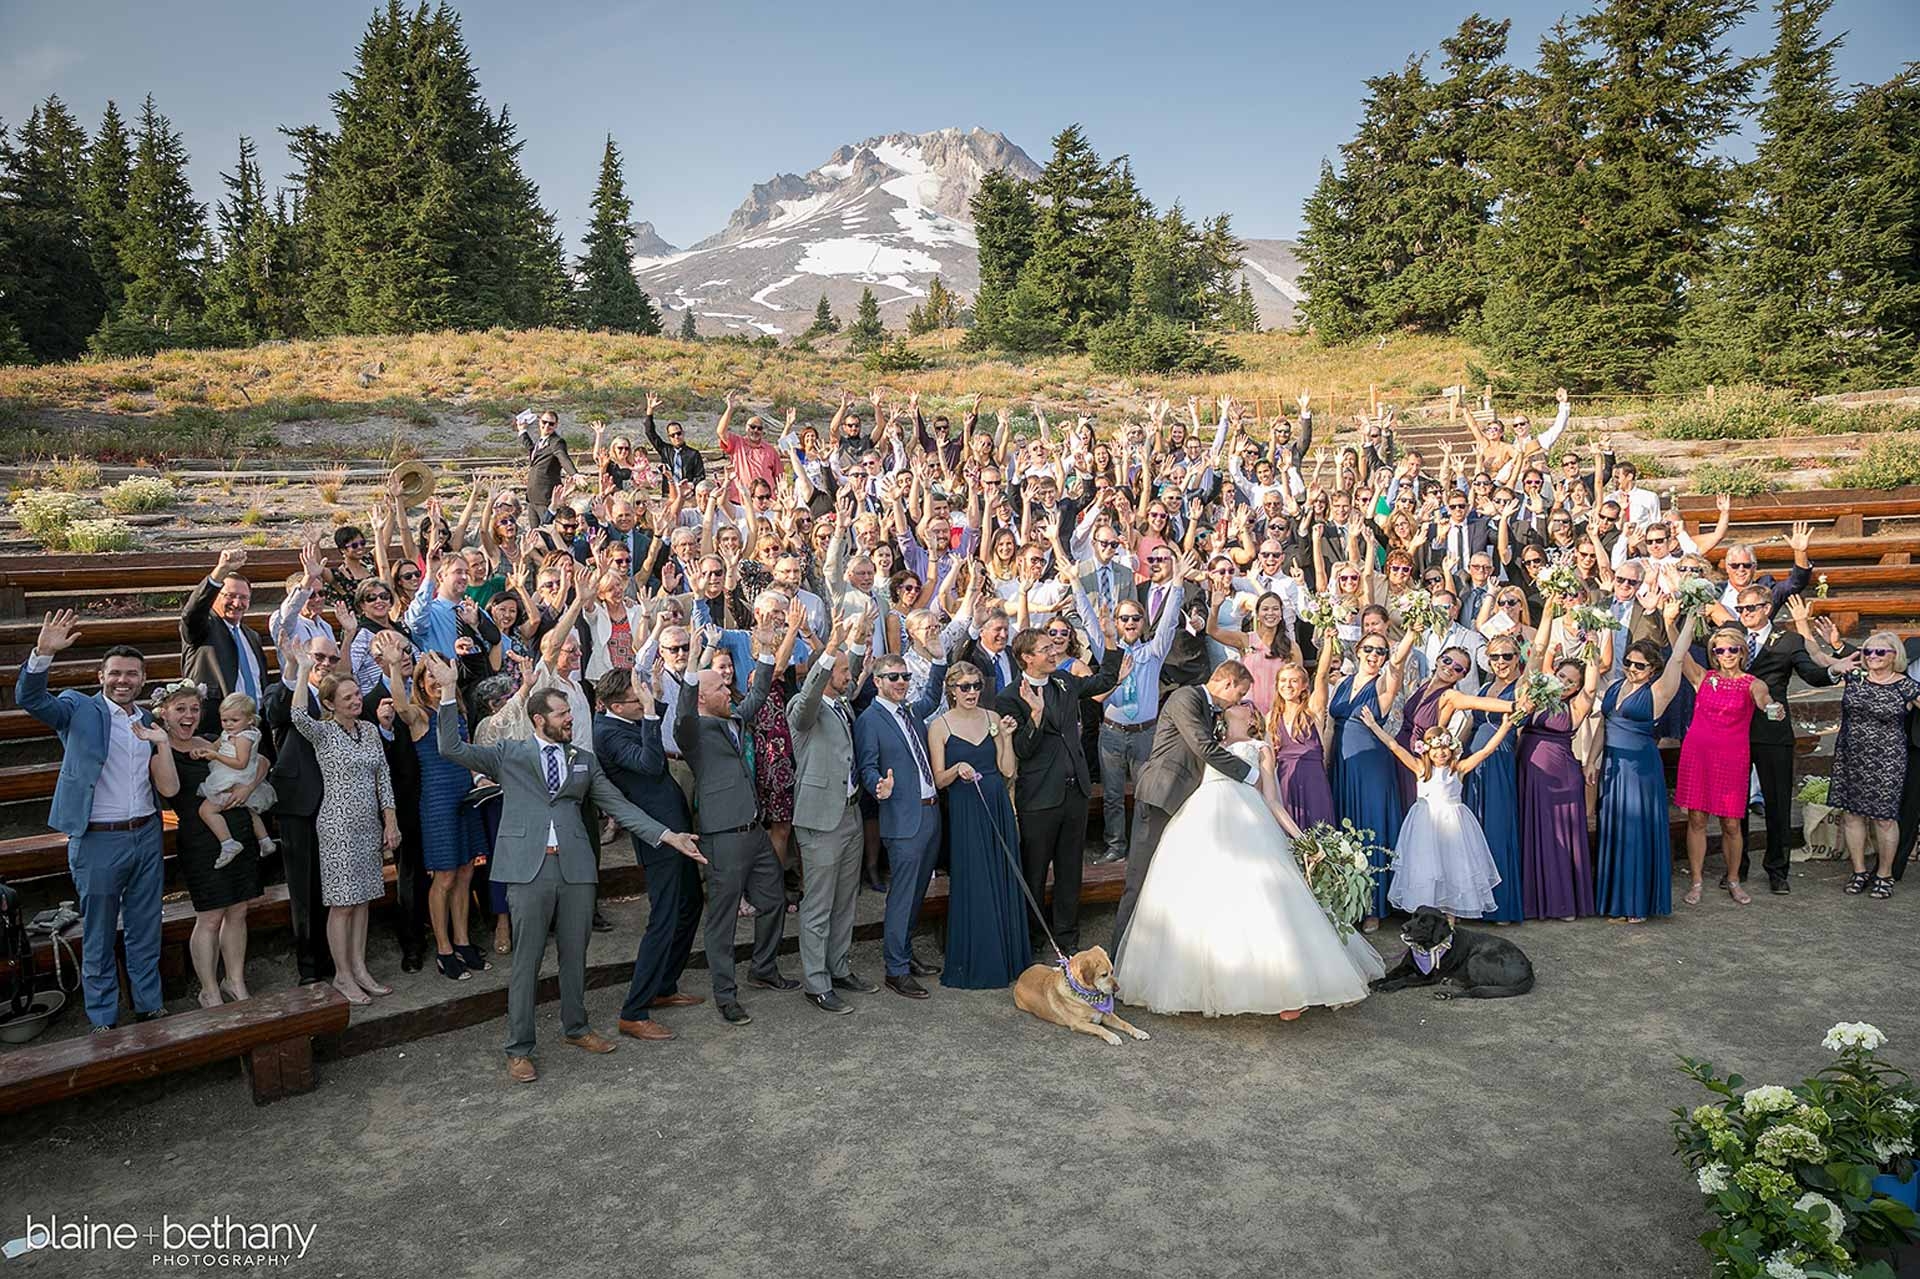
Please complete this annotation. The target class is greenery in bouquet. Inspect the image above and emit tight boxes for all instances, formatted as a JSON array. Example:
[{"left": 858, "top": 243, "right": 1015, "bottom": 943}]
[
  {"left": 1671, "top": 1023, "right": 1920, "bottom": 1279},
  {"left": 1518, "top": 671, "right": 1566, "bottom": 722},
  {"left": 1536, "top": 561, "right": 1588, "bottom": 604},
  {"left": 1393, "top": 586, "right": 1448, "bottom": 637},
  {"left": 1290, "top": 820, "right": 1389, "bottom": 940},
  {"left": 1677, "top": 576, "right": 1724, "bottom": 638},
  {"left": 1797, "top": 777, "right": 1830, "bottom": 806},
  {"left": 1567, "top": 603, "right": 1622, "bottom": 660},
  {"left": 1300, "top": 592, "right": 1353, "bottom": 633}
]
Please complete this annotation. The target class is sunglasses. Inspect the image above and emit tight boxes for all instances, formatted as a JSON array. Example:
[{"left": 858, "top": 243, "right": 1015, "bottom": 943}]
[
  {"left": 1726, "top": 561, "right": 1756, "bottom": 570},
  {"left": 952, "top": 682, "right": 983, "bottom": 693},
  {"left": 1487, "top": 651, "right": 1518, "bottom": 662},
  {"left": 311, "top": 654, "right": 340, "bottom": 665},
  {"left": 362, "top": 590, "right": 392, "bottom": 602},
  {"left": 1623, "top": 659, "right": 1653, "bottom": 672},
  {"left": 1359, "top": 645, "right": 1388, "bottom": 657},
  {"left": 876, "top": 672, "right": 911, "bottom": 683},
  {"left": 1117, "top": 614, "right": 1144, "bottom": 624},
  {"left": 1500, "top": 597, "right": 1523, "bottom": 607},
  {"left": 1388, "top": 564, "right": 1412, "bottom": 574},
  {"left": 1259, "top": 551, "right": 1283, "bottom": 559},
  {"left": 1438, "top": 658, "right": 1465, "bottom": 673},
  {"left": 1863, "top": 646, "right": 1896, "bottom": 657},
  {"left": 1646, "top": 537, "right": 1669, "bottom": 545},
  {"left": 539, "top": 419, "right": 558, "bottom": 428},
  {"left": 661, "top": 643, "right": 689, "bottom": 653},
  {"left": 1736, "top": 601, "right": 1769, "bottom": 612},
  {"left": 1096, "top": 539, "right": 1122, "bottom": 550},
  {"left": 344, "top": 539, "right": 367, "bottom": 550},
  {"left": 1147, "top": 555, "right": 1172, "bottom": 565},
  {"left": 1616, "top": 577, "right": 1642, "bottom": 588},
  {"left": 1710, "top": 645, "right": 1744, "bottom": 656}
]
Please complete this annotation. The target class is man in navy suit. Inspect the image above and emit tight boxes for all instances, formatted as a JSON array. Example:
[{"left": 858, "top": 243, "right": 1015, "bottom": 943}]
[
  {"left": 593, "top": 668, "right": 703, "bottom": 1041},
  {"left": 15, "top": 611, "right": 173, "bottom": 1031},
  {"left": 855, "top": 651, "right": 947, "bottom": 999}
]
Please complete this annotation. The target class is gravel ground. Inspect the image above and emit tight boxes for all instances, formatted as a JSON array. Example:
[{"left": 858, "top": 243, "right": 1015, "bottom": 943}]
[{"left": 2, "top": 858, "right": 1916, "bottom": 1278}]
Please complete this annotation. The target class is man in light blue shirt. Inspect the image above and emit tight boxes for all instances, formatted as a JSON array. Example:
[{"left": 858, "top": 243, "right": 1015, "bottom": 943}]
[
  {"left": 1074, "top": 579, "right": 1184, "bottom": 865},
  {"left": 403, "top": 549, "right": 470, "bottom": 660}
]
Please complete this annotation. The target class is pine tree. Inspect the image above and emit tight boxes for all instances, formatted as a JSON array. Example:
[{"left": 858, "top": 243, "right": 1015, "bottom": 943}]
[
  {"left": 204, "top": 136, "right": 297, "bottom": 345},
  {"left": 96, "top": 94, "right": 207, "bottom": 353},
  {"left": 924, "top": 276, "right": 960, "bottom": 329},
  {"left": 678, "top": 308, "right": 698, "bottom": 341},
  {"left": 575, "top": 135, "right": 659, "bottom": 333},
  {"left": 0, "top": 98, "right": 103, "bottom": 361},
  {"left": 1477, "top": 3, "right": 1755, "bottom": 390},
  {"left": 806, "top": 293, "right": 839, "bottom": 336},
  {"left": 81, "top": 100, "right": 132, "bottom": 318},
  {"left": 1298, "top": 160, "right": 1369, "bottom": 343},
  {"left": 847, "top": 286, "right": 884, "bottom": 352},
  {"left": 968, "top": 169, "right": 1038, "bottom": 347}
]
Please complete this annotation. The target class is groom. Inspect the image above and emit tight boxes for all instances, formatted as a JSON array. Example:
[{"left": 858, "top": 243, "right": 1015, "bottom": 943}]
[{"left": 1111, "top": 660, "right": 1256, "bottom": 956}]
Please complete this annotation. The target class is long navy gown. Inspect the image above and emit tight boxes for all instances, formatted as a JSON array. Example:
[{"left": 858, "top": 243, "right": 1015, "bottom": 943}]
[
  {"left": 940, "top": 732, "right": 1032, "bottom": 988},
  {"left": 1330, "top": 674, "right": 1404, "bottom": 918},
  {"left": 1464, "top": 684, "right": 1525, "bottom": 923},
  {"left": 1596, "top": 680, "right": 1672, "bottom": 919}
]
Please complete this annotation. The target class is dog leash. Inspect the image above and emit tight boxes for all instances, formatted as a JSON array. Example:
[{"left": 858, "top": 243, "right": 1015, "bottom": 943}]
[{"left": 966, "top": 777, "right": 1069, "bottom": 966}]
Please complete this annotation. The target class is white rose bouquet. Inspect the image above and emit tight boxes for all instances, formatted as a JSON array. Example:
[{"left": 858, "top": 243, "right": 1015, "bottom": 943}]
[
  {"left": 1290, "top": 819, "right": 1389, "bottom": 939},
  {"left": 1299, "top": 592, "right": 1353, "bottom": 633},
  {"left": 1392, "top": 586, "right": 1448, "bottom": 637},
  {"left": 1537, "top": 561, "right": 1587, "bottom": 603}
]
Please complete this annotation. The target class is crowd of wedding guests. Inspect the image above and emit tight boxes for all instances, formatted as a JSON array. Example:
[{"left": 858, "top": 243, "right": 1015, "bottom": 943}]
[{"left": 21, "top": 388, "right": 1920, "bottom": 1078}]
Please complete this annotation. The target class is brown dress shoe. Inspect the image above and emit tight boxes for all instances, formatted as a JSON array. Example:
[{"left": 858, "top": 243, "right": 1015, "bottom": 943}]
[
  {"left": 649, "top": 993, "right": 704, "bottom": 1009},
  {"left": 506, "top": 1056, "right": 537, "bottom": 1084},
  {"left": 564, "top": 1030, "right": 618, "bottom": 1054},
  {"left": 617, "top": 1018, "right": 675, "bottom": 1041}
]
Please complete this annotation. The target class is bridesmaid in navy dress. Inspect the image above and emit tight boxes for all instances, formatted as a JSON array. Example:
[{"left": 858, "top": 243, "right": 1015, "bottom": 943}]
[
  {"left": 928, "top": 667, "right": 1031, "bottom": 988},
  {"left": 1267, "top": 652, "right": 1336, "bottom": 828},
  {"left": 1329, "top": 627, "right": 1416, "bottom": 928},
  {"left": 1596, "top": 637, "right": 1689, "bottom": 921},
  {"left": 1463, "top": 640, "right": 1527, "bottom": 923},
  {"left": 1518, "top": 602, "right": 1605, "bottom": 920}
]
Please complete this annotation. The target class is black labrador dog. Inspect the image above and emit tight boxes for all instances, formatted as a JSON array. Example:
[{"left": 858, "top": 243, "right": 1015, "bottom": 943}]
[{"left": 1370, "top": 907, "right": 1535, "bottom": 1000}]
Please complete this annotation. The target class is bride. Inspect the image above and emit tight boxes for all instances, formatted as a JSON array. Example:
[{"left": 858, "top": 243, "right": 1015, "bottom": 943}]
[{"left": 1116, "top": 704, "right": 1385, "bottom": 1018}]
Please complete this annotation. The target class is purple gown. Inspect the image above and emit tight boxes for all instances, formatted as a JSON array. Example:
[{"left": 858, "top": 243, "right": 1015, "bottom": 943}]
[
  {"left": 1272, "top": 715, "right": 1336, "bottom": 829},
  {"left": 1517, "top": 708, "right": 1594, "bottom": 918},
  {"left": 1396, "top": 681, "right": 1449, "bottom": 811}
]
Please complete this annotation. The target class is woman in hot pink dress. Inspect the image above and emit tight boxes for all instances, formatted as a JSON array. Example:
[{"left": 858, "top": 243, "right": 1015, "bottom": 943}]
[{"left": 1674, "top": 618, "right": 1779, "bottom": 907}]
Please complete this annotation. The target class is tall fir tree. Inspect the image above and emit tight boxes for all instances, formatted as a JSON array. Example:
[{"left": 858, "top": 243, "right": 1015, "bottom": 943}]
[
  {"left": 678, "top": 308, "right": 698, "bottom": 341},
  {"left": 1477, "top": 2, "right": 1755, "bottom": 390},
  {"left": 847, "top": 287, "right": 884, "bottom": 352},
  {"left": 806, "top": 293, "right": 839, "bottom": 336},
  {"left": 81, "top": 101, "right": 133, "bottom": 320},
  {"left": 575, "top": 135, "right": 659, "bottom": 333},
  {"left": 204, "top": 136, "right": 296, "bottom": 344},
  {"left": 92, "top": 94, "right": 207, "bottom": 354},
  {"left": 967, "top": 168, "right": 1037, "bottom": 347},
  {"left": 0, "top": 98, "right": 104, "bottom": 361}
]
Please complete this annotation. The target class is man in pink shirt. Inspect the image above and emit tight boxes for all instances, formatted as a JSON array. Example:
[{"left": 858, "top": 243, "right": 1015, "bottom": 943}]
[{"left": 716, "top": 392, "right": 784, "bottom": 505}]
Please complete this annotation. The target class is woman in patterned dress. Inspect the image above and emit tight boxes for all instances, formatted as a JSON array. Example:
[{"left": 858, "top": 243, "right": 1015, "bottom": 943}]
[
  {"left": 1673, "top": 622, "right": 1779, "bottom": 907},
  {"left": 1814, "top": 629, "right": 1920, "bottom": 899},
  {"left": 749, "top": 594, "right": 808, "bottom": 892},
  {"left": 288, "top": 639, "right": 400, "bottom": 1006}
]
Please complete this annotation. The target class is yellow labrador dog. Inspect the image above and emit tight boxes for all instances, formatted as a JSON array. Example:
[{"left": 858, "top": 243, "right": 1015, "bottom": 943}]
[{"left": 1012, "top": 947, "right": 1150, "bottom": 1046}]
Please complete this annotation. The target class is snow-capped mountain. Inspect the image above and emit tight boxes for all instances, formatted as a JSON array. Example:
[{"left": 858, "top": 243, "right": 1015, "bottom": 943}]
[
  {"left": 635, "top": 128, "right": 1042, "bottom": 336},
  {"left": 634, "top": 127, "right": 1306, "bottom": 337}
]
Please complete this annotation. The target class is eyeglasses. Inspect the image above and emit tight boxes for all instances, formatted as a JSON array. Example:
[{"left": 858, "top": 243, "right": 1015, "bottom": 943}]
[
  {"left": 876, "top": 672, "right": 911, "bottom": 683},
  {"left": 1710, "top": 645, "right": 1744, "bottom": 656},
  {"left": 661, "top": 643, "right": 689, "bottom": 653},
  {"left": 1863, "top": 646, "right": 1896, "bottom": 657}
]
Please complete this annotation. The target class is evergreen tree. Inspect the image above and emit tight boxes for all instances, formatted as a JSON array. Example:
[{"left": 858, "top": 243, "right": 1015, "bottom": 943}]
[
  {"left": 678, "top": 308, "right": 698, "bottom": 341},
  {"left": 93, "top": 94, "right": 207, "bottom": 354},
  {"left": 924, "top": 276, "right": 960, "bottom": 328},
  {"left": 1224, "top": 277, "right": 1261, "bottom": 333},
  {"left": 1477, "top": 3, "right": 1755, "bottom": 390},
  {"left": 1197, "top": 213, "right": 1247, "bottom": 328},
  {"left": 806, "top": 293, "right": 839, "bottom": 336},
  {"left": 1298, "top": 160, "right": 1369, "bottom": 343},
  {"left": 575, "top": 135, "right": 659, "bottom": 333},
  {"left": 0, "top": 98, "right": 103, "bottom": 361},
  {"left": 968, "top": 169, "right": 1037, "bottom": 347},
  {"left": 204, "top": 137, "right": 275, "bottom": 344},
  {"left": 847, "top": 286, "right": 884, "bottom": 352},
  {"left": 81, "top": 100, "right": 132, "bottom": 318}
]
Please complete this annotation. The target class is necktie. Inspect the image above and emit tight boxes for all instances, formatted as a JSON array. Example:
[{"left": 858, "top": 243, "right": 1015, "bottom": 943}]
[
  {"left": 544, "top": 745, "right": 561, "bottom": 798},
  {"left": 231, "top": 624, "right": 258, "bottom": 697},
  {"left": 901, "top": 707, "right": 932, "bottom": 790},
  {"left": 833, "top": 701, "right": 858, "bottom": 796},
  {"left": 1149, "top": 585, "right": 1165, "bottom": 625},
  {"left": 1748, "top": 633, "right": 1761, "bottom": 664},
  {"left": 1099, "top": 565, "right": 1114, "bottom": 608}
]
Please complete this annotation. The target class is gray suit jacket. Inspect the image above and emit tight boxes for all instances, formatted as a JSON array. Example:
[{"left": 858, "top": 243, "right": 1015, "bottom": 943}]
[
  {"left": 675, "top": 659, "right": 775, "bottom": 834},
  {"left": 436, "top": 709, "right": 668, "bottom": 885},
  {"left": 785, "top": 649, "right": 867, "bottom": 833},
  {"left": 1135, "top": 683, "right": 1253, "bottom": 814}
]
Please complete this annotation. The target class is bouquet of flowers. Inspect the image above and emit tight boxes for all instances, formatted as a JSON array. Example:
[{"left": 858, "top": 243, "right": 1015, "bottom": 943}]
[
  {"left": 1816, "top": 574, "right": 1831, "bottom": 599},
  {"left": 1677, "top": 575, "right": 1723, "bottom": 639},
  {"left": 1393, "top": 586, "right": 1448, "bottom": 637},
  {"left": 1290, "top": 820, "right": 1390, "bottom": 940},
  {"left": 1566, "top": 603, "right": 1622, "bottom": 660},
  {"left": 1299, "top": 591, "right": 1353, "bottom": 633},
  {"left": 1518, "top": 671, "right": 1566, "bottom": 722},
  {"left": 1537, "top": 561, "right": 1588, "bottom": 603},
  {"left": 1671, "top": 1021, "right": 1920, "bottom": 1279}
]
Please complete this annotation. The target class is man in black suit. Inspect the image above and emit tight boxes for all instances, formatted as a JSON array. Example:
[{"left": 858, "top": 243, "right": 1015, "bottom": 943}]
[
  {"left": 1717, "top": 527, "right": 1813, "bottom": 618},
  {"left": 1735, "top": 585, "right": 1836, "bottom": 894},
  {"left": 517, "top": 407, "right": 578, "bottom": 521},
  {"left": 953, "top": 606, "right": 1016, "bottom": 696},
  {"left": 996, "top": 626, "right": 1120, "bottom": 955},
  {"left": 181, "top": 546, "right": 272, "bottom": 727},
  {"left": 1428, "top": 491, "right": 1493, "bottom": 590},
  {"left": 643, "top": 393, "right": 706, "bottom": 491},
  {"left": 261, "top": 632, "right": 335, "bottom": 984},
  {"left": 593, "top": 668, "right": 703, "bottom": 1041},
  {"left": 1111, "top": 662, "right": 1256, "bottom": 955}
]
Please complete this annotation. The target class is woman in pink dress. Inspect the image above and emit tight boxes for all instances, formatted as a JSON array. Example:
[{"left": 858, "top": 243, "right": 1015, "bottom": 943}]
[
  {"left": 1673, "top": 619, "right": 1779, "bottom": 907},
  {"left": 1209, "top": 591, "right": 1296, "bottom": 718}
]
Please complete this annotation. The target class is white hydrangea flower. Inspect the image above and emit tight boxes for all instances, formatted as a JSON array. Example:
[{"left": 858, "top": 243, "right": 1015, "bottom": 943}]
[
  {"left": 1890, "top": 1098, "right": 1916, "bottom": 1118},
  {"left": 1822, "top": 1022, "right": 1888, "bottom": 1053},
  {"left": 1871, "top": 1137, "right": 1914, "bottom": 1162},
  {"left": 1764, "top": 1255, "right": 1808, "bottom": 1279},
  {"left": 1792, "top": 1192, "right": 1845, "bottom": 1244},
  {"left": 1696, "top": 1162, "right": 1730, "bottom": 1194},
  {"left": 1743, "top": 1084, "right": 1798, "bottom": 1116}
]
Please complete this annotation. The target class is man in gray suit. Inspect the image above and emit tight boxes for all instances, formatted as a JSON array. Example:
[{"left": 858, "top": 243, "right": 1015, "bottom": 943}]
[
  {"left": 423, "top": 655, "right": 702, "bottom": 1084},
  {"left": 1111, "top": 661, "right": 1256, "bottom": 957},
  {"left": 786, "top": 611, "right": 877, "bottom": 1014},
  {"left": 677, "top": 621, "right": 796, "bottom": 1025}
]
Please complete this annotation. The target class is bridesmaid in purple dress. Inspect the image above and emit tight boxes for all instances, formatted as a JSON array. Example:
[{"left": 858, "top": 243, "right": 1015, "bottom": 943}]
[
  {"left": 1393, "top": 646, "right": 1515, "bottom": 810},
  {"left": 1266, "top": 647, "right": 1338, "bottom": 828},
  {"left": 1517, "top": 620, "right": 1603, "bottom": 920}
]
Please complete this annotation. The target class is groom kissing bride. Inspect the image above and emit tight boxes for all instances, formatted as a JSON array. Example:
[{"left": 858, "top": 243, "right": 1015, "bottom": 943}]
[{"left": 1112, "top": 660, "right": 1384, "bottom": 1019}]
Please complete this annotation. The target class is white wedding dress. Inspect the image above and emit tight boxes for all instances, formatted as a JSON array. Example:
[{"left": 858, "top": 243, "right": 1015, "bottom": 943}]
[{"left": 1115, "top": 741, "right": 1386, "bottom": 1017}]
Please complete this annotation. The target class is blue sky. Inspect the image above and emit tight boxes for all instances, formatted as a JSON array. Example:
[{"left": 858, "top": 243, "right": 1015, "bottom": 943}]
[{"left": 2, "top": 0, "right": 1914, "bottom": 250}]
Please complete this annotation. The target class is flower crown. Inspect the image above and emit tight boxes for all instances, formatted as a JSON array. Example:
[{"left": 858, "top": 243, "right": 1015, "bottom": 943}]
[
  {"left": 150, "top": 679, "right": 207, "bottom": 704},
  {"left": 1412, "top": 726, "right": 1461, "bottom": 756}
]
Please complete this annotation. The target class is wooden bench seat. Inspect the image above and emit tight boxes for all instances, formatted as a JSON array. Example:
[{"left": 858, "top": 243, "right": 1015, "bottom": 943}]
[
  {"left": 1676, "top": 487, "right": 1920, "bottom": 526},
  {"left": 1709, "top": 536, "right": 1920, "bottom": 566},
  {"left": 0, "top": 610, "right": 274, "bottom": 651},
  {"left": 0, "top": 982, "right": 351, "bottom": 1112},
  {"left": 0, "top": 647, "right": 277, "bottom": 695},
  {"left": 0, "top": 550, "right": 304, "bottom": 596}
]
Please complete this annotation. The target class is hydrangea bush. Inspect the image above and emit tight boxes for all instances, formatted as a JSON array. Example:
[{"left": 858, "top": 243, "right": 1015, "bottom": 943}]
[{"left": 1673, "top": 1023, "right": 1920, "bottom": 1279}]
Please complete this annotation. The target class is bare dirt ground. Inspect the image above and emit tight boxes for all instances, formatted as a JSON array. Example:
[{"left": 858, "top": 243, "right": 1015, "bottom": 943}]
[{"left": 2, "top": 859, "right": 1915, "bottom": 1278}]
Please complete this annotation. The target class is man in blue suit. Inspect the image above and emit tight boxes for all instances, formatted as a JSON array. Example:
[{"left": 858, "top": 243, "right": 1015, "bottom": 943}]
[
  {"left": 592, "top": 667, "right": 704, "bottom": 1041},
  {"left": 854, "top": 651, "right": 947, "bottom": 999},
  {"left": 15, "top": 610, "right": 173, "bottom": 1031}
]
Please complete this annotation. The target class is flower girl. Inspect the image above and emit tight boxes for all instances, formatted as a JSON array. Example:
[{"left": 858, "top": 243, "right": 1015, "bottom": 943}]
[
  {"left": 1356, "top": 705, "right": 1509, "bottom": 920},
  {"left": 195, "top": 692, "right": 277, "bottom": 869}
]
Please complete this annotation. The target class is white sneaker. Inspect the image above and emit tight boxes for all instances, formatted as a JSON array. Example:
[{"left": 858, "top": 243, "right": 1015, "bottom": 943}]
[
  {"left": 212, "top": 839, "right": 243, "bottom": 870},
  {"left": 257, "top": 836, "right": 277, "bottom": 857}
]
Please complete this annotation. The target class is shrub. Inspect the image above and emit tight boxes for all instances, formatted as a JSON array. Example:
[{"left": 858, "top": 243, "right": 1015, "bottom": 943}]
[
  {"left": 240, "top": 507, "right": 268, "bottom": 527},
  {"left": 41, "top": 456, "right": 101, "bottom": 491},
  {"left": 241, "top": 531, "right": 269, "bottom": 547},
  {"left": 12, "top": 490, "right": 92, "bottom": 546},
  {"left": 862, "top": 337, "right": 928, "bottom": 373},
  {"left": 62, "top": 518, "right": 136, "bottom": 553},
  {"left": 100, "top": 475, "right": 178, "bottom": 514},
  {"left": 1618, "top": 452, "right": 1674, "bottom": 480},
  {"left": 105, "top": 395, "right": 148, "bottom": 412},
  {"left": 1834, "top": 438, "right": 1920, "bottom": 491},
  {"left": 1687, "top": 463, "right": 1777, "bottom": 498},
  {"left": 1088, "top": 313, "right": 1242, "bottom": 376},
  {"left": 107, "top": 372, "right": 155, "bottom": 393}
]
